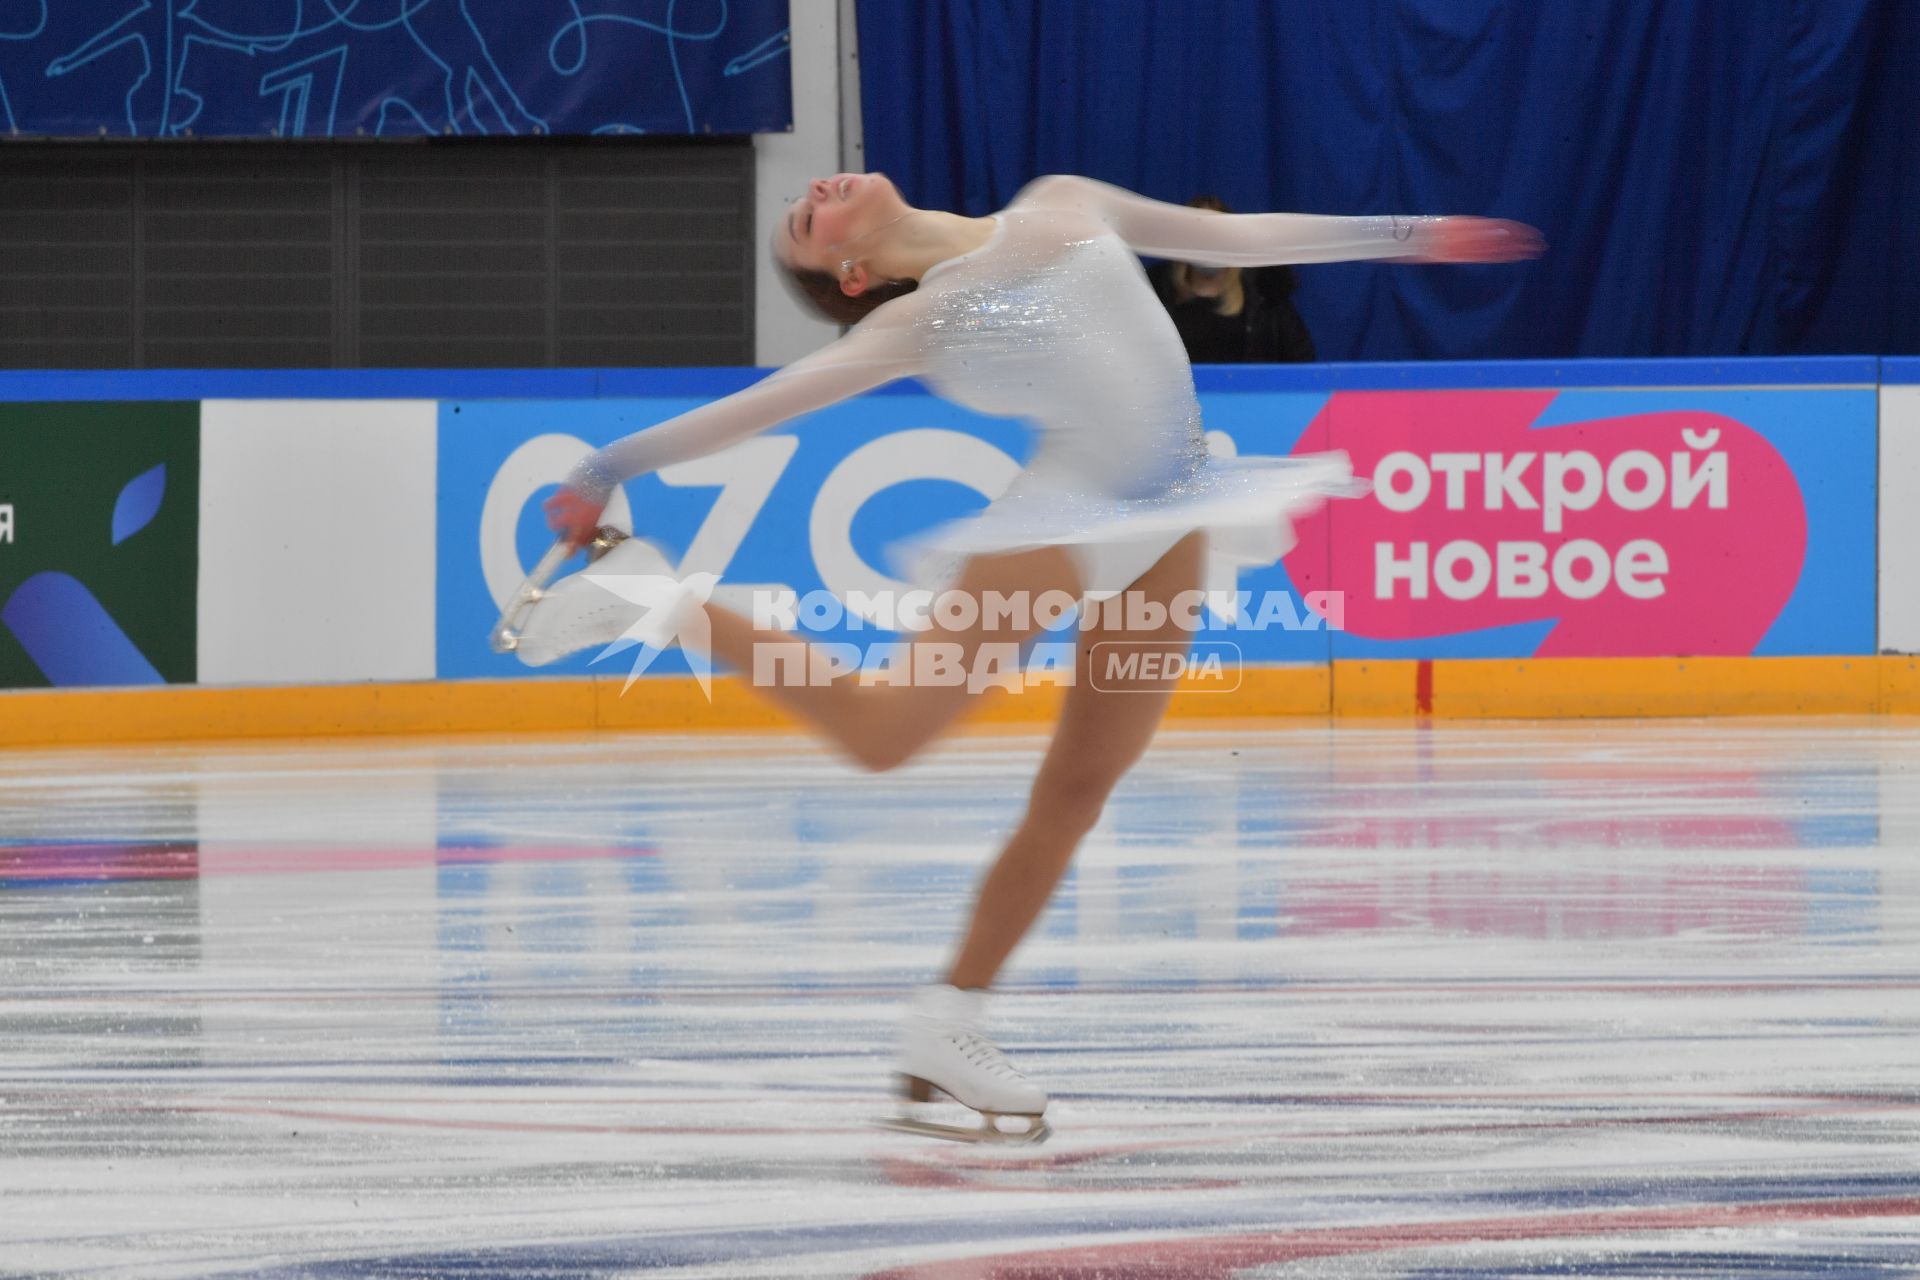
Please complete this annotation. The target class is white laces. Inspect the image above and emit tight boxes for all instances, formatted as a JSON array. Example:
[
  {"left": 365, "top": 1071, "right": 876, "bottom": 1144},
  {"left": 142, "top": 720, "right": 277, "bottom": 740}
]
[{"left": 947, "top": 1029, "right": 1026, "bottom": 1081}]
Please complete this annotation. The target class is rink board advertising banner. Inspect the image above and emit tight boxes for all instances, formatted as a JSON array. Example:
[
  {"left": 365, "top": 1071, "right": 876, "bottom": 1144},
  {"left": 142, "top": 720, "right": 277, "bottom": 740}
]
[
  {"left": 432, "top": 389, "right": 1332, "bottom": 682},
  {"left": 0, "top": 359, "right": 1877, "bottom": 694},
  {"left": 0, "top": 2, "right": 792, "bottom": 138},
  {"left": 0, "top": 402, "right": 200, "bottom": 689},
  {"left": 434, "top": 386, "right": 1342, "bottom": 682},
  {"left": 1291, "top": 386, "right": 1878, "bottom": 659},
  {"left": 436, "top": 368, "right": 1877, "bottom": 683}
]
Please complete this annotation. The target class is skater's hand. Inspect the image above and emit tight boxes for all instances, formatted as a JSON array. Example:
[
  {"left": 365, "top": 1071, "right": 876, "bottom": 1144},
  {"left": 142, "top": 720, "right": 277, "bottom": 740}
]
[
  {"left": 544, "top": 487, "right": 605, "bottom": 550},
  {"left": 1410, "top": 217, "right": 1545, "bottom": 264}
]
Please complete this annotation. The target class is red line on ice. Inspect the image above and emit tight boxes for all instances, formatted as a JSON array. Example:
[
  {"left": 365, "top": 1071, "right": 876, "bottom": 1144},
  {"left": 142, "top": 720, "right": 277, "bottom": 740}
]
[
  {"left": 0, "top": 842, "right": 655, "bottom": 880},
  {"left": 865, "top": 1196, "right": 1920, "bottom": 1278}
]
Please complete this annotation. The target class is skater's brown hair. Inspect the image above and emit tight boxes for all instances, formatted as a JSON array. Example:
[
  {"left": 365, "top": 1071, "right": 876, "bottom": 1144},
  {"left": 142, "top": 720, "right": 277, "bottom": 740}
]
[{"left": 779, "top": 263, "right": 918, "bottom": 326}]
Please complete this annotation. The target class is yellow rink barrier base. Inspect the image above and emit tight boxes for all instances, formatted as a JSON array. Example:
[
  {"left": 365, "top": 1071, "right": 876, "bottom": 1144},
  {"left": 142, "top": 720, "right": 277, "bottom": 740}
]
[
  {"left": 2, "top": 656, "right": 1918, "bottom": 748},
  {"left": 1337, "top": 655, "right": 1920, "bottom": 719}
]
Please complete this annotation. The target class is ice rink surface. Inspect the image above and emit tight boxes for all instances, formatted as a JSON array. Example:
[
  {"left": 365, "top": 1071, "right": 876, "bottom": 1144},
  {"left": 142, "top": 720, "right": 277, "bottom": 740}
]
[{"left": 2, "top": 718, "right": 1917, "bottom": 1278}]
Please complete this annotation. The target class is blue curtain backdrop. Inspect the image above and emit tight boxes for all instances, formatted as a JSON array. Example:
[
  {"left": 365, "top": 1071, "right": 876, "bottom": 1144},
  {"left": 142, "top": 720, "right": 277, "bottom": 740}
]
[{"left": 855, "top": 0, "right": 1918, "bottom": 361}]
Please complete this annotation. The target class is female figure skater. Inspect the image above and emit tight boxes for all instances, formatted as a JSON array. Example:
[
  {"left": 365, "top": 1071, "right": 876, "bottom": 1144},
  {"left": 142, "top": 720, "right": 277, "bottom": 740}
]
[{"left": 525, "top": 172, "right": 1541, "bottom": 1142}]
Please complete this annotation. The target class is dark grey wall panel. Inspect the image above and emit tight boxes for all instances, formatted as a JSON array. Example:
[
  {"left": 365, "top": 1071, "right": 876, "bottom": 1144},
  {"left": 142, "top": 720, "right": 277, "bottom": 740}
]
[
  {"left": 0, "top": 140, "right": 754, "bottom": 369},
  {"left": 355, "top": 150, "right": 550, "bottom": 370},
  {"left": 141, "top": 152, "right": 339, "bottom": 369},
  {"left": 0, "top": 155, "right": 136, "bottom": 368}
]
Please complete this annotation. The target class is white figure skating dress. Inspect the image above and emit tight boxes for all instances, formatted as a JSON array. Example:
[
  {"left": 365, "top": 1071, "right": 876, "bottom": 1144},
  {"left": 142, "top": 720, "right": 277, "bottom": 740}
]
[{"left": 568, "top": 176, "right": 1457, "bottom": 597}]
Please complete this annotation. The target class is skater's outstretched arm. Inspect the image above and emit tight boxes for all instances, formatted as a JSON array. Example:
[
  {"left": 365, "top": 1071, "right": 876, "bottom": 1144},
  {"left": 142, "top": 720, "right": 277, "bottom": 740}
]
[
  {"left": 1020, "top": 175, "right": 1544, "bottom": 268},
  {"left": 550, "top": 304, "right": 925, "bottom": 545}
]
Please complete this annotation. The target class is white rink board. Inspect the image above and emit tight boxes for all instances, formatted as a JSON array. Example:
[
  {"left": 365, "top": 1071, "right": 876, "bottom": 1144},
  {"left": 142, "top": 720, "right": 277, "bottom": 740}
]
[
  {"left": 197, "top": 400, "right": 437, "bottom": 684},
  {"left": 1881, "top": 385, "right": 1920, "bottom": 653}
]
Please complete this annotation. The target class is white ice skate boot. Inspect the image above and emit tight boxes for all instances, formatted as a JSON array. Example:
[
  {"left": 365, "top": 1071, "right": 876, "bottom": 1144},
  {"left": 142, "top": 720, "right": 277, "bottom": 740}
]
[
  {"left": 882, "top": 984, "right": 1051, "bottom": 1145},
  {"left": 509, "top": 531, "right": 717, "bottom": 668}
]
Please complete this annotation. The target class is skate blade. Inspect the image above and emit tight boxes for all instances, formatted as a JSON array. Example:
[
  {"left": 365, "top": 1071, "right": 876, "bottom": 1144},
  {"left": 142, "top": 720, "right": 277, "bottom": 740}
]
[
  {"left": 875, "top": 1112, "right": 1052, "bottom": 1146},
  {"left": 489, "top": 538, "right": 575, "bottom": 655},
  {"left": 487, "top": 528, "right": 635, "bottom": 657}
]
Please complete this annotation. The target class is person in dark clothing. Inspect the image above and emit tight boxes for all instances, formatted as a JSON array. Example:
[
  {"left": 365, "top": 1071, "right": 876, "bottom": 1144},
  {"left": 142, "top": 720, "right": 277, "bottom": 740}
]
[{"left": 1147, "top": 195, "right": 1317, "bottom": 363}]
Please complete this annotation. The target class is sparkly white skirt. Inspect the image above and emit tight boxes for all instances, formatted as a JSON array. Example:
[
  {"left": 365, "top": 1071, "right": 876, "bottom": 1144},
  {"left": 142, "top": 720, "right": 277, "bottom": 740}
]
[{"left": 895, "top": 451, "right": 1359, "bottom": 599}]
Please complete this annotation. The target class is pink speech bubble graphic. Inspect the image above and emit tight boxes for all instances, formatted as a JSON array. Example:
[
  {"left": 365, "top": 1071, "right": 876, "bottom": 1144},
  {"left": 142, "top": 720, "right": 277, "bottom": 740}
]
[{"left": 1283, "top": 391, "right": 1807, "bottom": 656}]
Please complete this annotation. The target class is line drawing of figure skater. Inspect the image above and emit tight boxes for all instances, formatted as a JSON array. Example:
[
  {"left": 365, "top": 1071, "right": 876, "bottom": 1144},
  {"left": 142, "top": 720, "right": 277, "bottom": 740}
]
[
  {"left": 0, "top": 0, "right": 47, "bottom": 133},
  {"left": 43, "top": 0, "right": 198, "bottom": 137},
  {"left": 40, "top": 0, "right": 545, "bottom": 137}
]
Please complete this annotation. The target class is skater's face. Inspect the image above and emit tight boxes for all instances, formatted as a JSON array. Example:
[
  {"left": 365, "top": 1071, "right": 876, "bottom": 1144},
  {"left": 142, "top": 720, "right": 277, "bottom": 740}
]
[{"left": 777, "top": 172, "right": 907, "bottom": 297}]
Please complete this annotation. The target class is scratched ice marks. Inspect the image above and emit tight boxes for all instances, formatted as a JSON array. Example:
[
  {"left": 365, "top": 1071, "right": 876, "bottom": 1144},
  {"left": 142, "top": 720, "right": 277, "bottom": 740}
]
[{"left": 0, "top": 719, "right": 1916, "bottom": 1276}]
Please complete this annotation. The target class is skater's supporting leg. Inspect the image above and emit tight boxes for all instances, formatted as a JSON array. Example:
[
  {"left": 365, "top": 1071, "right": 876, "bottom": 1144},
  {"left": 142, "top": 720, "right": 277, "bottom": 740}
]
[
  {"left": 695, "top": 544, "right": 1081, "bottom": 772},
  {"left": 946, "top": 532, "right": 1206, "bottom": 989}
]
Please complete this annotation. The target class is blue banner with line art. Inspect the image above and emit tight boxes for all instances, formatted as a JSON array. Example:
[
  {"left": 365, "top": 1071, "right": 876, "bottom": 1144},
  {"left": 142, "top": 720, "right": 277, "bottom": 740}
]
[{"left": 0, "top": 2, "right": 791, "bottom": 138}]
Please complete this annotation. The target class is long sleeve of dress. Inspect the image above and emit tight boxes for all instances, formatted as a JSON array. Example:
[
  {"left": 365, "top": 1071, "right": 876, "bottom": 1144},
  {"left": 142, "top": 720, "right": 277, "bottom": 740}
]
[
  {"left": 1022, "top": 174, "right": 1447, "bottom": 268},
  {"left": 566, "top": 305, "right": 925, "bottom": 505}
]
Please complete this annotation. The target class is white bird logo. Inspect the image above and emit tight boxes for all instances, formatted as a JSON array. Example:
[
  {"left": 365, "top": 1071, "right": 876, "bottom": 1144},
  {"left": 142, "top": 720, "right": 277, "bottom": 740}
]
[{"left": 581, "top": 571, "right": 720, "bottom": 697}]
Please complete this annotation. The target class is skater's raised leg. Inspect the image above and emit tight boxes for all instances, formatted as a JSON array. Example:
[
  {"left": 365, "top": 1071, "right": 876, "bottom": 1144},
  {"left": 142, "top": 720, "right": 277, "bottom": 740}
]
[{"left": 696, "top": 543, "right": 1081, "bottom": 772}]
